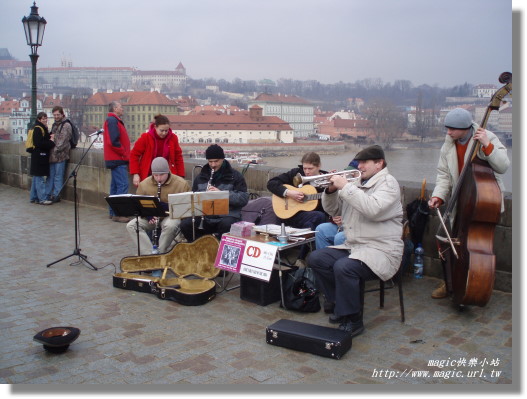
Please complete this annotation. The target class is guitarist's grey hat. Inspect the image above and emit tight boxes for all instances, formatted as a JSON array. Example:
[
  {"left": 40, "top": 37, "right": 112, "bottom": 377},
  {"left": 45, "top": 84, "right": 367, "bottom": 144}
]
[{"left": 354, "top": 145, "right": 385, "bottom": 161}]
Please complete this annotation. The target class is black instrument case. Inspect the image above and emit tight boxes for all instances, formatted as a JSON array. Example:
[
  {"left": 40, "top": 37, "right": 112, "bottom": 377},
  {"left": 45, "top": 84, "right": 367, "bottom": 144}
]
[{"left": 266, "top": 319, "right": 352, "bottom": 359}]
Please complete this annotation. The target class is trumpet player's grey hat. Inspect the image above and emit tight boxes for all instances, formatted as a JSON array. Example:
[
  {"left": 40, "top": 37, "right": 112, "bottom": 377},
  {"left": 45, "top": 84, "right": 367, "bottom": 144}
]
[
  {"left": 354, "top": 145, "right": 385, "bottom": 161},
  {"left": 444, "top": 108, "right": 472, "bottom": 129},
  {"left": 151, "top": 157, "right": 170, "bottom": 174}
]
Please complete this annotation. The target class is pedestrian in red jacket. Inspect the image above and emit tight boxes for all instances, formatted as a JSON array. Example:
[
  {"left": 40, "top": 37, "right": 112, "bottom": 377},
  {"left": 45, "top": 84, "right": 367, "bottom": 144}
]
[{"left": 129, "top": 114, "right": 185, "bottom": 186}]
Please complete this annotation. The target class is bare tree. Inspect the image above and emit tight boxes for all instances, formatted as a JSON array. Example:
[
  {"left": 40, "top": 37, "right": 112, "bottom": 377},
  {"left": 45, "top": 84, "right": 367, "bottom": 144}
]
[{"left": 365, "top": 98, "right": 407, "bottom": 149}]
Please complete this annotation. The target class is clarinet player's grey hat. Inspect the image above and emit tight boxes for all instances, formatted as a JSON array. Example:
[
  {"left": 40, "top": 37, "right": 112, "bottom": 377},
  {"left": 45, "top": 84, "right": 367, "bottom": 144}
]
[
  {"left": 151, "top": 157, "right": 170, "bottom": 174},
  {"left": 444, "top": 108, "right": 473, "bottom": 129}
]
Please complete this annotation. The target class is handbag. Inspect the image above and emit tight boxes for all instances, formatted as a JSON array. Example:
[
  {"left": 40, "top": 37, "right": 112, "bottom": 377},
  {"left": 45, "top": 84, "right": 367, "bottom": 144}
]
[{"left": 282, "top": 267, "right": 321, "bottom": 312}]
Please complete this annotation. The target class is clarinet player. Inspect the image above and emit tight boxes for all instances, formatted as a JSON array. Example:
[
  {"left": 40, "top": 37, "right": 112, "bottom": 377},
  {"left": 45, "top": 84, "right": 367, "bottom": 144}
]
[
  {"left": 180, "top": 144, "right": 249, "bottom": 242},
  {"left": 126, "top": 157, "right": 190, "bottom": 258}
]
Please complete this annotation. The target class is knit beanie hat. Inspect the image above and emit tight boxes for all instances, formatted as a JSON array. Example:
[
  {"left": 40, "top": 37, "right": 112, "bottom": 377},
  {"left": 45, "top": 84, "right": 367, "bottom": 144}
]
[
  {"left": 205, "top": 144, "right": 225, "bottom": 160},
  {"left": 444, "top": 108, "right": 472, "bottom": 129},
  {"left": 151, "top": 157, "right": 170, "bottom": 174}
]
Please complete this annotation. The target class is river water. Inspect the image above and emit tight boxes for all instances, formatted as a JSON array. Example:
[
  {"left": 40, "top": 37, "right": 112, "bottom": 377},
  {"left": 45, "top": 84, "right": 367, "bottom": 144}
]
[{"left": 261, "top": 147, "right": 513, "bottom": 193}]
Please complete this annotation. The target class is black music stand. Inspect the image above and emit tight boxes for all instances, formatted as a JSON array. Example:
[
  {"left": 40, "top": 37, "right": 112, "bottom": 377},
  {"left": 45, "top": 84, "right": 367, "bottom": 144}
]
[
  {"left": 46, "top": 132, "right": 101, "bottom": 270},
  {"left": 105, "top": 195, "right": 166, "bottom": 256}
]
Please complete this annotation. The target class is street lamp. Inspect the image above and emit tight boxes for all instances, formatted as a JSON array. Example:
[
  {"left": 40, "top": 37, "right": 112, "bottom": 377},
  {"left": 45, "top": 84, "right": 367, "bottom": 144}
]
[{"left": 22, "top": 1, "right": 46, "bottom": 131}]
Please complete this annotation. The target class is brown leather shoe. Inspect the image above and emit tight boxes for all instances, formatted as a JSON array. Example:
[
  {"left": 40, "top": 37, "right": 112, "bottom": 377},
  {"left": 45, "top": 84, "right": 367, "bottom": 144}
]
[
  {"left": 431, "top": 282, "right": 447, "bottom": 299},
  {"left": 112, "top": 216, "right": 131, "bottom": 223}
]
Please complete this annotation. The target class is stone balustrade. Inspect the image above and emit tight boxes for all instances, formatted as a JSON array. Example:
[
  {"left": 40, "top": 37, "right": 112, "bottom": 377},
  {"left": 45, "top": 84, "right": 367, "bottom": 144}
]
[{"left": 0, "top": 141, "right": 512, "bottom": 292}]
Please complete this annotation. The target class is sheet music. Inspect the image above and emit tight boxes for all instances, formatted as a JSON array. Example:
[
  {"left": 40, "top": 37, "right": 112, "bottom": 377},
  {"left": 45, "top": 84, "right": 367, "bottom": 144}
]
[
  {"left": 252, "top": 224, "right": 311, "bottom": 236},
  {"left": 168, "top": 191, "right": 229, "bottom": 219}
]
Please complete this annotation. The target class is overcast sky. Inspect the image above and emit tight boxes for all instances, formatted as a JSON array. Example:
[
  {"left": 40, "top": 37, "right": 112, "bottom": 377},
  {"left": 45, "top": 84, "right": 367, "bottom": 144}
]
[{"left": 1, "top": 0, "right": 516, "bottom": 88}]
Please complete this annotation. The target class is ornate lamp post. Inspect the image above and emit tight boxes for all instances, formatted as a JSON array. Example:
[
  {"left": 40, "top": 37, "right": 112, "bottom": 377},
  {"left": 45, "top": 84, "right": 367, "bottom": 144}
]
[{"left": 22, "top": 2, "right": 46, "bottom": 131}]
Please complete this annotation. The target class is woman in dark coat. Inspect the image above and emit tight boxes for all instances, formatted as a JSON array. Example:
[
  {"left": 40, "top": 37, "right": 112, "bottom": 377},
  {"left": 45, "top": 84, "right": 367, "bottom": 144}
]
[{"left": 29, "top": 112, "right": 55, "bottom": 205}]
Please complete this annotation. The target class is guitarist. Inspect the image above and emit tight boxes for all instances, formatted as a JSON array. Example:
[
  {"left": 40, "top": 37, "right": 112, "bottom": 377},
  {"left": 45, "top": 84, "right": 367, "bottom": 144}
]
[{"left": 267, "top": 152, "right": 329, "bottom": 266}]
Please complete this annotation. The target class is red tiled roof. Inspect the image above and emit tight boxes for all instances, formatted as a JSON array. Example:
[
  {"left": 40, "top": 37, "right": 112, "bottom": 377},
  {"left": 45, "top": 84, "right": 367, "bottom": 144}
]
[
  {"left": 0, "top": 60, "right": 30, "bottom": 68},
  {"left": 167, "top": 113, "right": 293, "bottom": 131},
  {"left": 38, "top": 67, "right": 135, "bottom": 71},
  {"left": 86, "top": 91, "right": 179, "bottom": 106},
  {"left": 253, "top": 93, "right": 311, "bottom": 105},
  {"left": 0, "top": 100, "right": 20, "bottom": 113},
  {"left": 133, "top": 70, "right": 186, "bottom": 76}
]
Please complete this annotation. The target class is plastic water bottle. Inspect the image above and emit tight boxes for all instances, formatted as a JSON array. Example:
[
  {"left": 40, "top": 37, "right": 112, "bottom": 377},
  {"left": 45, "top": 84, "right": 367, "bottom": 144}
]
[
  {"left": 152, "top": 244, "right": 159, "bottom": 255},
  {"left": 414, "top": 243, "right": 424, "bottom": 279}
]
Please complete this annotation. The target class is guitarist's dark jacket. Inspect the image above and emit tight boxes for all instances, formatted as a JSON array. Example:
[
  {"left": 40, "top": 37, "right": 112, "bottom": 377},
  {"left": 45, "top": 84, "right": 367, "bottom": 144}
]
[{"left": 267, "top": 165, "right": 328, "bottom": 213}]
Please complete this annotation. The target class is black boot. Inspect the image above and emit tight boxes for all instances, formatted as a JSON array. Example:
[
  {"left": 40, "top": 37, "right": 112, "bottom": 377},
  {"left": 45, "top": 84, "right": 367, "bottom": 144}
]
[
  {"left": 323, "top": 301, "right": 335, "bottom": 314},
  {"left": 338, "top": 314, "right": 364, "bottom": 337}
]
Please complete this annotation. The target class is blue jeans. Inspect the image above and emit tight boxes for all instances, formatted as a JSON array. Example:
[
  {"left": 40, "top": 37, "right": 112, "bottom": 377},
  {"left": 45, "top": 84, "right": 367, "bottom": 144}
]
[
  {"left": 46, "top": 161, "right": 66, "bottom": 200},
  {"left": 30, "top": 176, "right": 47, "bottom": 202},
  {"left": 109, "top": 164, "right": 129, "bottom": 216},
  {"left": 315, "top": 222, "right": 345, "bottom": 249}
]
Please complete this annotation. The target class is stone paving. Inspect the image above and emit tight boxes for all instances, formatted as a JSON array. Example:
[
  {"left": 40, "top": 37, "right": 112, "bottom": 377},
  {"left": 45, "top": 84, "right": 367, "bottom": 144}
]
[{"left": 0, "top": 183, "right": 515, "bottom": 388}]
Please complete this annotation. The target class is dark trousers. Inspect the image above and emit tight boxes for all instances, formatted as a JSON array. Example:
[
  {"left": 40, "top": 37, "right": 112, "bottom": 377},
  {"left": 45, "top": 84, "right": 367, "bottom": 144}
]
[
  {"left": 308, "top": 248, "right": 378, "bottom": 317},
  {"left": 180, "top": 216, "right": 239, "bottom": 242},
  {"left": 282, "top": 210, "right": 327, "bottom": 260}
]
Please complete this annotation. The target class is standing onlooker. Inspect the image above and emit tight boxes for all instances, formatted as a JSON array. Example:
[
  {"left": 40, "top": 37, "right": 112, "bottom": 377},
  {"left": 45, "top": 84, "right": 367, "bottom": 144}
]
[
  {"left": 103, "top": 101, "right": 131, "bottom": 223},
  {"left": 129, "top": 114, "right": 185, "bottom": 187},
  {"left": 46, "top": 106, "right": 72, "bottom": 203},
  {"left": 29, "top": 112, "right": 55, "bottom": 205}
]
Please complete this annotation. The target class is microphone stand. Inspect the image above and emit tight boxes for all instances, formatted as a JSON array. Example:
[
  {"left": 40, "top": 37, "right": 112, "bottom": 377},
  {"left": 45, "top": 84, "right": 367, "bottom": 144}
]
[{"left": 46, "top": 132, "right": 102, "bottom": 270}]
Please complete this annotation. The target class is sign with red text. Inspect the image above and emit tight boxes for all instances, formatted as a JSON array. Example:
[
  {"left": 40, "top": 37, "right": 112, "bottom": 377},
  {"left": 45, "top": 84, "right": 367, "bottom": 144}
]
[{"left": 214, "top": 236, "right": 278, "bottom": 282}]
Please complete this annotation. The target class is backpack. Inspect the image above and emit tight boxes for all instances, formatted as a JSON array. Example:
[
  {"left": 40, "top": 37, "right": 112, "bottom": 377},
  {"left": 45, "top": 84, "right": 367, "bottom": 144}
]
[
  {"left": 25, "top": 125, "right": 44, "bottom": 153},
  {"left": 61, "top": 118, "right": 79, "bottom": 148},
  {"left": 241, "top": 197, "right": 280, "bottom": 225}
]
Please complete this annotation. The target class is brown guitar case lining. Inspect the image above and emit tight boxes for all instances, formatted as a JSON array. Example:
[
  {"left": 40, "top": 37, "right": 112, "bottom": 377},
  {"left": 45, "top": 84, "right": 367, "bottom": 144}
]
[{"left": 116, "top": 235, "right": 220, "bottom": 305}]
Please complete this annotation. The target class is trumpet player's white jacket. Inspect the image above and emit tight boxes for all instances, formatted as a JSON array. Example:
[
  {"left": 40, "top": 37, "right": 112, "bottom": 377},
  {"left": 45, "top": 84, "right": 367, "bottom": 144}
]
[{"left": 322, "top": 167, "right": 404, "bottom": 281}]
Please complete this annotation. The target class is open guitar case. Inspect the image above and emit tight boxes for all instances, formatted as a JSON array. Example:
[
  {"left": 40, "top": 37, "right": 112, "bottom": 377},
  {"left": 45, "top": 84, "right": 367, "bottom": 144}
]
[{"left": 113, "top": 235, "right": 220, "bottom": 306}]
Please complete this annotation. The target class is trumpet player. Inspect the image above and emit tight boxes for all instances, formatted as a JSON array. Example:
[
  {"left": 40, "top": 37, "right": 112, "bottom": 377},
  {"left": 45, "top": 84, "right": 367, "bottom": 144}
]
[
  {"left": 180, "top": 144, "right": 249, "bottom": 242},
  {"left": 307, "top": 145, "right": 403, "bottom": 337},
  {"left": 126, "top": 157, "right": 190, "bottom": 254}
]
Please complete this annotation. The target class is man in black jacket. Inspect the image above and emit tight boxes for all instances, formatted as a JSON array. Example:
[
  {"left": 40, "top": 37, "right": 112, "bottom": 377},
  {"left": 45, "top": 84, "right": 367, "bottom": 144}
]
[
  {"left": 267, "top": 152, "right": 328, "bottom": 264},
  {"left": 180, "top": 144, "right": 249, "bottom": 242}
]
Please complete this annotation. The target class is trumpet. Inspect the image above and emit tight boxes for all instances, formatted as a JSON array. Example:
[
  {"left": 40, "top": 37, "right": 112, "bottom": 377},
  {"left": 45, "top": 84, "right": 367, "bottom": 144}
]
[{"left": 296, "top": 169, "right": 361, "bottom": 188}]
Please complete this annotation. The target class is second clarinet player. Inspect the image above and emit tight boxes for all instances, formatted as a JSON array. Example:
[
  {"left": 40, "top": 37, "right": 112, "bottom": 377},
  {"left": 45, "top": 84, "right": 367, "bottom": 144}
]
[{"left": 126, "top": 157, "right": 190, "bottom": 260}]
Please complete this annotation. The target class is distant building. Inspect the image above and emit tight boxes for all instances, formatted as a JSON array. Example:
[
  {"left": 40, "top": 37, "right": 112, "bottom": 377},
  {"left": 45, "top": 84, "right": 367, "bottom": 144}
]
[
  {"left": 84, "top": 91, "right": 180, "bottom": 141},
  {"left": 317, "top": 117, "right": 373, "bottom": 142},
  {"left": 132, "top": 62, "right": 188, "bottom": 91},
  {"left": 0, "top": 59, "right": 31, "bottom": 83},
  {"left": 472, "top": 84, "right": 498, "bottom": 98},
  {"left": 169, "top": 105, "right": 294, "bottom": 144},
  {"left": 248, "top": 93, "right": 314, "bottom": 138},
  {"left": 38, "top": 67, "right": 135, "bottom": 90},
  {"left": 498, "top": 106, "right": 512, "bottom": 134}
]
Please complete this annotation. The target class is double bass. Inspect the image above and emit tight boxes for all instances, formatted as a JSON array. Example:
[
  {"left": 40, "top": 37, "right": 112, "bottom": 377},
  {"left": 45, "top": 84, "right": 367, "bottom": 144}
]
[{"left": 436, "top": 72, "right": 511, "bottom": 307}]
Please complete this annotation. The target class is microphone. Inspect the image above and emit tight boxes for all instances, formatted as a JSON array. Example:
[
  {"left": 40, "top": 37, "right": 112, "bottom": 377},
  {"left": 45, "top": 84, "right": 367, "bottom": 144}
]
[{"left": 89, "top": 129, "right": 104, "bottom": 137}]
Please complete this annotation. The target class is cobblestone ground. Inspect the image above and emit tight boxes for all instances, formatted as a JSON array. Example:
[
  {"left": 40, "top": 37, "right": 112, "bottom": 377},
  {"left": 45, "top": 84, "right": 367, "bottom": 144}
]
[{"left": 0, "top": 184, "right": 514, "bottom": 391}]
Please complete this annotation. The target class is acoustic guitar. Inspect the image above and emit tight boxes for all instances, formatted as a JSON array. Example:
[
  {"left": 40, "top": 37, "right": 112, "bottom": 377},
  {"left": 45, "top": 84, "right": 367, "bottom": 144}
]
[{"left": 272, "top": 184, "right": 322, "bottom": 219}]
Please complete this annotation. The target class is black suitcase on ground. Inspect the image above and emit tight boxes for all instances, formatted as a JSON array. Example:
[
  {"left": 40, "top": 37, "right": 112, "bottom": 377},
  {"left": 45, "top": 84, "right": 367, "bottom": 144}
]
[{"left": 265, "top": 319, "right": 352, "bottom": 359}]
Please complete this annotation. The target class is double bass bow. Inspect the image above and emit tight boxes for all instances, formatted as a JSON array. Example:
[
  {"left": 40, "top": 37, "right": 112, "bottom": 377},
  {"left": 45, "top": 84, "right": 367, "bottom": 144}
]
[{"left": 436, "top": 72, "right": 511, "bottom": 307}]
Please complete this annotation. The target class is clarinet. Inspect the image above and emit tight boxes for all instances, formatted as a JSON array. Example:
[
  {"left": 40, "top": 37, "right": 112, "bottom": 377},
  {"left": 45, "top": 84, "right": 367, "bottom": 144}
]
[
  {"left": 199, "top": 169, "right": 214, "bottom": 229},
  {"left": 152, "top": 181, "right": 162, "bottom": 248}
]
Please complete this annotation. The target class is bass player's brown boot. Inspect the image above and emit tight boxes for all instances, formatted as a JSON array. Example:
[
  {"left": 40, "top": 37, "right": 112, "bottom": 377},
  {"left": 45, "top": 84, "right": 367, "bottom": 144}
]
[{"left": 431, "top": 281, "right": 447, "bottom": 299}]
